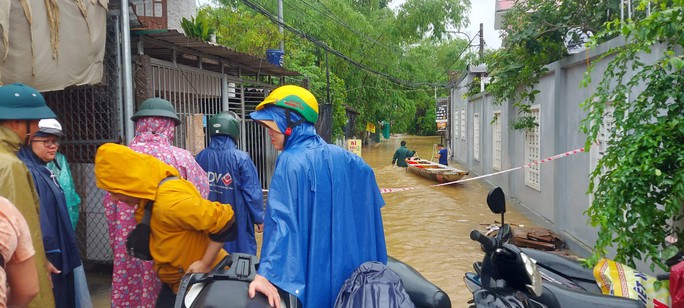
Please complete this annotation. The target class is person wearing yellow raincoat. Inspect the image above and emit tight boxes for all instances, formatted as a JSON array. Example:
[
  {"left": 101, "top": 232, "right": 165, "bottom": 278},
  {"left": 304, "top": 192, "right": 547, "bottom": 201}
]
[{"left": 94, "top": 143, "right": 237, "bottom": 307}]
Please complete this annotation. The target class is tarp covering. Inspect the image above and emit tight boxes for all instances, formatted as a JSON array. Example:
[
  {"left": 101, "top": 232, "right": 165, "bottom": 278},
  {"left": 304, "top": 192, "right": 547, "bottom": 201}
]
[{"left": 0, "top": 0, "right": 107, "bottom": 91}]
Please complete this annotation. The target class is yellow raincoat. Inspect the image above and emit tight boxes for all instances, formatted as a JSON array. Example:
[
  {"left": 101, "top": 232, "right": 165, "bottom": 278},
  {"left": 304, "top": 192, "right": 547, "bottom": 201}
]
[
  {"left": 94, "top": 143, "right": 234, "bottom": 292},
  {"left": 0, "top": 126, "right": 55, "bottom": 308}
]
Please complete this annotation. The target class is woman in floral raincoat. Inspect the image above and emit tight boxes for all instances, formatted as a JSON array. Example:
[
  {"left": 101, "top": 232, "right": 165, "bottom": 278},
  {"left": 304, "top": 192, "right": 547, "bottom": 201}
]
[{"left": 103, "top": 98, "right": 209, "bottom": 307}]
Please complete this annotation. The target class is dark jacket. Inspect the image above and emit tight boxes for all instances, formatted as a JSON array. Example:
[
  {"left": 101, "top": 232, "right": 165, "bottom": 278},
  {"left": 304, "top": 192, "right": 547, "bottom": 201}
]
[
  {"left": 195, "top": 135, "right": 264, "bottom": 255},
  {"left": 18, "top": 146, "right": 82, "bottom": 276},
  {"left": 392, "top": 146, "right": 415, "bottom": 167}
]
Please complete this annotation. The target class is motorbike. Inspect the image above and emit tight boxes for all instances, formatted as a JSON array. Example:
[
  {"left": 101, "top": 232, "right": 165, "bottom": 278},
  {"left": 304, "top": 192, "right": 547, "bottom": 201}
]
[
  {"left": 464, "top": 187, "right": 645, "bottom": 308},
  {"left": 479, "top": 186, "right": 678, "bottom": 300},
  {"left": 175, "top": 253, "right": 451, "bottom": 308}
]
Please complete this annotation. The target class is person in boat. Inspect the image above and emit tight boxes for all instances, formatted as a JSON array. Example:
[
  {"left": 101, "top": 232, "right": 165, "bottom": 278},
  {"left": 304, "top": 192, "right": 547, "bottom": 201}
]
[
  {"left": 94, "top": 143, "right": 236, "bottom": 307},
  {"left": 18, "top": 119, "right": 82, "bottom": 307},
  {"left": 102, "top": 97, "right": 210, "bottom": 308},
  {"left": 247, "top": 85, "right": 388, "bottom": 308},
  {"left": 435, "top": 143, "right": 448, "bottom": 166},
  {"left": 195, "top": 111, "right": 265, "bottom": 255},
  {"left": 392, "top": 140, "right": 416, "bottom": 167}
]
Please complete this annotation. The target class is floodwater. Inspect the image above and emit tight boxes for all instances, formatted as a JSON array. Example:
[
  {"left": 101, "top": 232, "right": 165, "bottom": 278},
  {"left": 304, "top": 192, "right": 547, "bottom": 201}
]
[
  {"left": 87, "top": 134, "right": 542, "bottom": 307},
  {"left": 368, "top": 135, "right": 540, "bottom": 307}
]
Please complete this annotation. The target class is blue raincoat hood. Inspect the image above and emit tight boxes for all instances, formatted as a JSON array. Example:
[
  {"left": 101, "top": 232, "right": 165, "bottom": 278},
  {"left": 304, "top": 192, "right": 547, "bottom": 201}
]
[
  {"left": 252, "top": 106, "right": 388, "bottom": 307},
  {"left": 250, "top": 105, "right": 318, "bottom": 150},
  {"left": 195, "top": 135, "right": 264, "bottom": 255},
  {"left": 18, "top": 146, "right": 81, "bottom": 275}
]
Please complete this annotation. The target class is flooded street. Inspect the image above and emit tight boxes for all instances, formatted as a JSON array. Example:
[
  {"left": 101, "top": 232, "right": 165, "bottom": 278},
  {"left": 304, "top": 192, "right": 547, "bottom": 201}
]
[
  {"left": 368, "top": 135, "right": 540, "bottom": 306},
  {"left": 88, "top": 134, "right": 542, "bottom": 307}
]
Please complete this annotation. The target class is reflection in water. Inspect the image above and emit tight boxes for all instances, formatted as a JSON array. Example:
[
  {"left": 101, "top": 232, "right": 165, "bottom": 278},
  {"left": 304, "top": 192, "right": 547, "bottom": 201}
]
[{"left": 365, "top": 135, "right": 539, "bottom": 306}]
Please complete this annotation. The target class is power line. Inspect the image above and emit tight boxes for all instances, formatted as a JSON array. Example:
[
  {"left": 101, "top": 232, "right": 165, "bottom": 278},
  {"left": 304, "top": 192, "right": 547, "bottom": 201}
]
[
  {"left": 305, "top": 0, "right": 394, "bottom": 52},
  {"left": 241, "top": 0, "right": 451, "bottom": 88}
]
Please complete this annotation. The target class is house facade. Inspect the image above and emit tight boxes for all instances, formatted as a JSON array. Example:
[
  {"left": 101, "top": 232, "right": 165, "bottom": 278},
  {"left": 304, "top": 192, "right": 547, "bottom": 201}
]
[
  {"left": 19, "top": 0, "right": 299, "bottom": 264},
  {"left": 449, "top": 36, "right": 675, "bottom": 274}
]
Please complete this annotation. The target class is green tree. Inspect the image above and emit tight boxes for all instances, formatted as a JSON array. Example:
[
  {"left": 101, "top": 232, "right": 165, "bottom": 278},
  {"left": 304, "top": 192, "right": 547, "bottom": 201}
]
[
  {"left": 485, "top": 0, "right": 618, "bottom": 129},
  {"left": 206, "top": 0, "right": 471, "bottom": 138},
  {"left": 581, "top": 0, "right": 684, "bottom": 271}
]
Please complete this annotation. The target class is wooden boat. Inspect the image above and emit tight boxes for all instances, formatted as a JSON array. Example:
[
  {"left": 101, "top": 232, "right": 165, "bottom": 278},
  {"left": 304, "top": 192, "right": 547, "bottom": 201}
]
[{"left": 406, "top": 159, "right": 469, "bottom": 183}]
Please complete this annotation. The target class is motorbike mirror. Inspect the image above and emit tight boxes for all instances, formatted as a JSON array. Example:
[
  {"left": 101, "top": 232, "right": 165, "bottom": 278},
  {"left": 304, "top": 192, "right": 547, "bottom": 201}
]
[
  {"left": 487, "top": 187, "right": 506, "bottom": 226},
  {"left": 487, "top": 187, "right": 506, "bottom": 214}
]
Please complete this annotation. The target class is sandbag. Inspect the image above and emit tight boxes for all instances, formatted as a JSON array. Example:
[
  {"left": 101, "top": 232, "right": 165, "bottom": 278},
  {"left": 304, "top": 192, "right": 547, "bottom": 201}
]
[{"left": 593, "top": 258, "right": 670, "bottom": 308}]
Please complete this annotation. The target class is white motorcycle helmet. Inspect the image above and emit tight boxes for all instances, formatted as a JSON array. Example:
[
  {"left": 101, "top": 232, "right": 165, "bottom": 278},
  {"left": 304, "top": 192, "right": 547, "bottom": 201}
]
[{"left": 37, "top": 118, "right": 64, "bottom": 138}]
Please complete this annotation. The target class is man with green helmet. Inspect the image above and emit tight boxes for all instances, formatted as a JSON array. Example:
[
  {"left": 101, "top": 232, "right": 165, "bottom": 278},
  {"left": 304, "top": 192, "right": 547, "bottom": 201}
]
[
  {"left": 0, "top": 83, "right": 57, "bottom": 307},
  {"left": 195, "top": 111, "right": 265, "bottom": 255}
]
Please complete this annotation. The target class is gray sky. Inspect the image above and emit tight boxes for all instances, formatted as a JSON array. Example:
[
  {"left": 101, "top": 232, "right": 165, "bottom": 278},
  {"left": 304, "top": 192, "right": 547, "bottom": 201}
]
[{"left": 389, "top": 0, "right": 502, "bottom": 49}]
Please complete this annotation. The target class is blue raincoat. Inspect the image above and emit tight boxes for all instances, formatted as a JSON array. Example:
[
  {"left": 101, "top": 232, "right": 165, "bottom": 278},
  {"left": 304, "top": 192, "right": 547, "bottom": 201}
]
[
  {"left": 18, "top": 146, "right": 81, "bottom": 307},
  {"left": 251, "top": 106, "right": 388, "bottom": 308},
  {"left": 195, "top": 135, "right": 264, "bottom": 255}
]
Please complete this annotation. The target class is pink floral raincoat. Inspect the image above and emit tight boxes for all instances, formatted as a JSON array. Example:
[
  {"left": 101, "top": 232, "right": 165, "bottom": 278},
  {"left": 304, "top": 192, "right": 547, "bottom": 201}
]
[{"left": 103, "top": 117, "right": 209, "bottom": 308}]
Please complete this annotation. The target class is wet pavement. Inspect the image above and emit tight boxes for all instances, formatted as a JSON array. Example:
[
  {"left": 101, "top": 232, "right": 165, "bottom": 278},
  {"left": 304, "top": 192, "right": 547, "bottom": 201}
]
[{"left": 87, "top": 134, "right": 545, "bottom": 307}]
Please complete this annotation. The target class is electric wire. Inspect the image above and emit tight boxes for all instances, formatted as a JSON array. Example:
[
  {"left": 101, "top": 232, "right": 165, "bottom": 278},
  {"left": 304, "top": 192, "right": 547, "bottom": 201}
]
[
  {"left": 306, "top": 0, "right": 394, "bottom": 52},
  {"left": 242, "top": 0, "right": 451, "bottom": 88}
]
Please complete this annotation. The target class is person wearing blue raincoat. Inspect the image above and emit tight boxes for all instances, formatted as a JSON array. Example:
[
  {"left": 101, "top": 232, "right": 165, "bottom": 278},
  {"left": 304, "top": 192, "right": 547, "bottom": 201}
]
[
  {"left": 18, "top": 119, "right": 81, "bottom": 308},
  {"left": 195, "top": 111, "right": 264, "bottom": 255},
  {"left": 247, "top": 85, "right": 388, "bottom": 308}
]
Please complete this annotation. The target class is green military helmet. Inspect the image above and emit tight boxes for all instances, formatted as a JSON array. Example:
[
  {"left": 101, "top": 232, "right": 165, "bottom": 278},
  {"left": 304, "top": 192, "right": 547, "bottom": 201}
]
[
  {"left": 0, "top": 83, "right": 56, "bottom": 120},
  {"left": 208, "top": 111, "right": 240, "bottom": 141},
  {"left": 131, "top": 98, "right": 181, "bottom": 126}
]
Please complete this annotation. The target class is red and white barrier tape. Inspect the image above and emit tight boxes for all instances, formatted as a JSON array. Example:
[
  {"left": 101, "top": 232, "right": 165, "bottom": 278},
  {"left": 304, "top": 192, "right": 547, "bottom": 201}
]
[{"left": 379, "top": 145, "right": 591, "bottom": 194}]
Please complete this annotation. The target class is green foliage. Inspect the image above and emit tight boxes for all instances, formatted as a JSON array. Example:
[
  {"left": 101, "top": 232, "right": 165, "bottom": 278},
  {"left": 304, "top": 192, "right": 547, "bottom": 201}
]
[
  {"left": 204, "top": 0, "right": 470, "bottom": 138},
  {"left": 486, "top": 0, "right": 618, "bottom": 130},
  {"left": 581, "top": 0, "right": 684, "bottom": 271},
  {"left": 180, "top": 13, "right": 216, "bottom": 41}
]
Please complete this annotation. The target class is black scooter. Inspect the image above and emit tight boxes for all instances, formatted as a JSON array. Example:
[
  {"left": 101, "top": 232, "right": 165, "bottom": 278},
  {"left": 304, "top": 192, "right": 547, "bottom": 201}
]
[
  {"left": 479, "top": 186, "right": 675, "bottom": 296},
  {"left": 465, "top": 187, "right": 645, "bottom": 308},
  {"left": 175, "top": 253, "right": 452, "bottom": 308}
]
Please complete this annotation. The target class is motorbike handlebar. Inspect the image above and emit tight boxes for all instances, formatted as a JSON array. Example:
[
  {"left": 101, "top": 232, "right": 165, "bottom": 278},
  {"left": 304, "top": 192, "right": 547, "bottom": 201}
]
[{"left": 470, "top": 230, "right": 497, "bottom": 253}]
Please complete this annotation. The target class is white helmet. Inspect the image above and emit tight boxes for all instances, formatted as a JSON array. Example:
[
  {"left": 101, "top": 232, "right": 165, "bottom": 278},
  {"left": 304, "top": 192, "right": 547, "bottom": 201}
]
[{"left": 37, "top": 119, "right": 64, "bottom": 137}]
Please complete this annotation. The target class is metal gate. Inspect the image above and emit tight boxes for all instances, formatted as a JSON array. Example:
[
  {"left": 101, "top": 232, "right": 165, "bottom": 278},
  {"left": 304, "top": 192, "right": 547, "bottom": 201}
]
[{"left": 43, "top": 14, "right": 123, "bottom": 263}]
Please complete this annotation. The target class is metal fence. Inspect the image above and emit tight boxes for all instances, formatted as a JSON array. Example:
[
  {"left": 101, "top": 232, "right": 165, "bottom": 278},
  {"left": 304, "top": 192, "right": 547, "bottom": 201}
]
[{"left": 43, "top": 14, "right": 122, "bottom": 264}]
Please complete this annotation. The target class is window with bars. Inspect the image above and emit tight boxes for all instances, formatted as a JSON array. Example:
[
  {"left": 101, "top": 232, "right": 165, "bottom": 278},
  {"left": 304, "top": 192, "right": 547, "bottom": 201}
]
[
  {"left": 134, "top": 0, "right": 167, "bottom": 30},
  {"left": 589, "top": 102, "right": 618, "bottom": 203},
  {"left": 493, "top": 111, "right": 502, "bottom": 170},
  {"left": 460, "top": 108, "right": 466, "bottom": 141},
  {"left": 474, "top": 113, "right": 480, "bottom": 161},
  {"left": 525, "top": 106, "right": 541, "bottom": 191}
]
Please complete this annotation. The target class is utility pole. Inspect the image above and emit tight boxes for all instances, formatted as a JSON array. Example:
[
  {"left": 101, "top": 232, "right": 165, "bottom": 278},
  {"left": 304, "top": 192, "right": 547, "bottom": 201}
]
[
  {"left": 479, "top": 23, "right": 484, "bottom": 60},
  {"left": 278, "top": 0, "right": 284, "bottom": 51}
]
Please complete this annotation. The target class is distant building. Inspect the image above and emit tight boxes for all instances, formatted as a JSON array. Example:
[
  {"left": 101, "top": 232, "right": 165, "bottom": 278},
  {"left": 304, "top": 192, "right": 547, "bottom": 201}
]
[{"left": 494, "top": 0, "right": 515, "bottom": 30}]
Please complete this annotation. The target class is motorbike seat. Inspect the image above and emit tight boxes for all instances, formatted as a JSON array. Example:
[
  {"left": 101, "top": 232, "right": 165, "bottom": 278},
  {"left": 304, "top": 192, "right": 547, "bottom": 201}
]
[
  {"left": 534, "top": 281, "right": 645, "bottom": 308},
  {"left": 521, "top": 248, "right": 595, "bottom": 281}
]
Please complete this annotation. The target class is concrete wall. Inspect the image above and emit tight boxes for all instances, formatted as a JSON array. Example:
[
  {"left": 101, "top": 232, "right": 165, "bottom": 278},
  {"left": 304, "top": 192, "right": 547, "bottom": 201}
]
[
  {"left": 449, "top": 36, "right": 675, "bottom": 270},
  {"left": 167, "top": 0, "right": 196, "bottom": 32}
]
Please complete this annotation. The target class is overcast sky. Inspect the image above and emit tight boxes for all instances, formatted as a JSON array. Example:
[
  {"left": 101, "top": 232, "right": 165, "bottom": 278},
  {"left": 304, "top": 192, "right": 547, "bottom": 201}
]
[{"left": 389, "top": 0, "right": 502, "bottom": 50}]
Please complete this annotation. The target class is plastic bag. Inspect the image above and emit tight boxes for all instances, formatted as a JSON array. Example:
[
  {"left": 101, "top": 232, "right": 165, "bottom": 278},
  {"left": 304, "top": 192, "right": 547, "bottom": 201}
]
[
  {"left": 593, "top": 258, "right": 670, "bottom": 308},
  {"left": 334, "top": 261, "right": 415, "bottom": 308},
  {"left": 73, "top": 265, "right": 93, "bottom": 308}
]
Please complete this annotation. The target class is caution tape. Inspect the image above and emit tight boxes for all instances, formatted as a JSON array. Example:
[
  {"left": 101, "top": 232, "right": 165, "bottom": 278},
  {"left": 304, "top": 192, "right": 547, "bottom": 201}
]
[{"left": 379, "top": 145, "right": 591, "bottom": 194}]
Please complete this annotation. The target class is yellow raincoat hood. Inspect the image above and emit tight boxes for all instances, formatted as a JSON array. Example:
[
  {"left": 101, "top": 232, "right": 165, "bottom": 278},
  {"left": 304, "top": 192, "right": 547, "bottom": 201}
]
[{"left": 95, "top": 143, "right": 180, "bottom": 200}]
